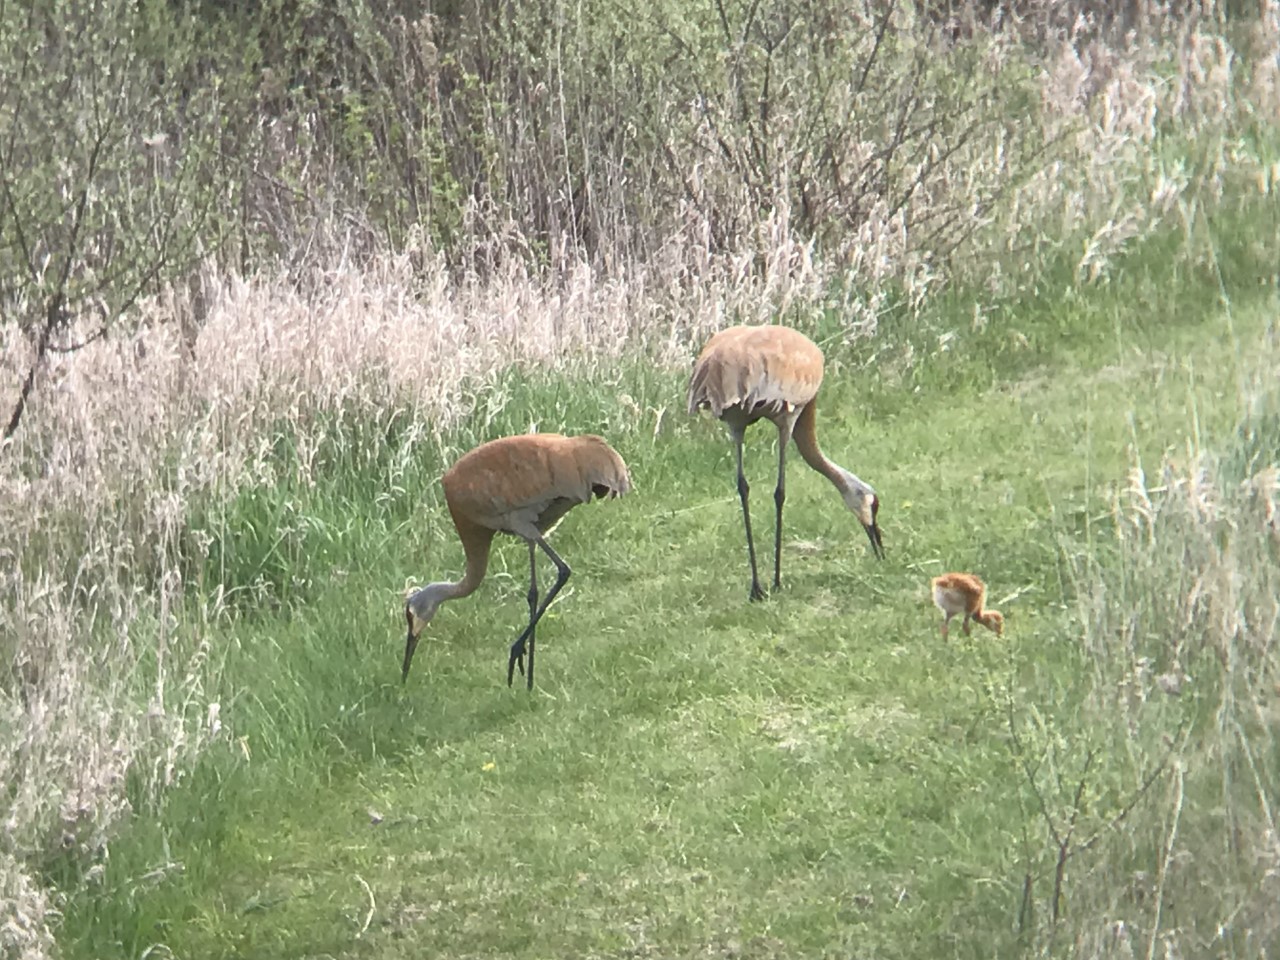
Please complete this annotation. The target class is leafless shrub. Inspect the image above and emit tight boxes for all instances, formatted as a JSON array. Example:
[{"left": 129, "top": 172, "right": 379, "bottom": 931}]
[{"left": 0, "top": 0, "right": 223, "bottom": 443}]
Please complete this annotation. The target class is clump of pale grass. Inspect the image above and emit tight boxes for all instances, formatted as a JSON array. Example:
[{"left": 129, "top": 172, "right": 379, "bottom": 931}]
[
  {"left": 0, "top": 854, "right": 55, "bottom": 960},
  {"left": 0, "top": 558, "right": 221, "bottom": 951},
  {"left": 1085, "top": 443, "right": 1280, "bottom": 709},
  {"left": 1048, "top": 390, "right": 1280, "bottom": 955},
  {"left": 1, "top": 410, "right": 223, "bottom": 956},
  {"left": 978, "top": 3, "right": 1280, "bottom": 289},
  {"left": 1079, "top": 454, "right": 1279, "bottom": 955}
]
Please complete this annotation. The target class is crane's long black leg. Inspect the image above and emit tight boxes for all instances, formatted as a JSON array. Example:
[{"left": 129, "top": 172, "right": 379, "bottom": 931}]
[
  {"left": 732, "top": 428, "right": 765, "bottom": 601},
  {"left": 508, "top": 537, "right": 571, "bottom": 690},
  {"left": 526, "top": 541, "right": 540, "bottom": 688},
  {"left": 773, "top": 422, "right": 793, "bottom": 593},
  {"left": 508, "top": 540, "right": 540, "bottom": 685}
]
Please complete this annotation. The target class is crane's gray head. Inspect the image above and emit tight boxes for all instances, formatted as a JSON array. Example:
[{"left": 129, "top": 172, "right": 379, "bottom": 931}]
[
  {"left": 836, "top": 469, "right": 885, "bottom": 560},
  {"left": 402, "top": 583, "right": 449, "bottom": 682}
]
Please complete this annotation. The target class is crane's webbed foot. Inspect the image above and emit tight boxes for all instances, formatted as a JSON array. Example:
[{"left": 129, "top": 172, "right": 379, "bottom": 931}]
[{"left": 749, "top": 581, "right": 767, "bottom": 602}]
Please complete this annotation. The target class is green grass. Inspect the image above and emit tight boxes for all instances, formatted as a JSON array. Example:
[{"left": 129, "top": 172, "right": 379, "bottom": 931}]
[{"left": 56, "top": 199, "right": 1280, "bottom": 959}]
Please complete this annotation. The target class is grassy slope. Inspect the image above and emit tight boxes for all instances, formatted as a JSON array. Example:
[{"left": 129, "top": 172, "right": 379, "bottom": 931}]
[{"left": 61, "top": 202, "right": 1278, "bottom": 959}]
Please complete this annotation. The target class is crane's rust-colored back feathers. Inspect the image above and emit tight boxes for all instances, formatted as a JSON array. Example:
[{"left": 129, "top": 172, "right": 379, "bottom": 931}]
[
  {"left": 931, "top": 572, "right": 987, "bottom": 613},
  {"left": 442, "top": 433, "right": 632, "bottom": 534},
  {"left": 687, "top": 325, "right": 824, "bottom": 419}
]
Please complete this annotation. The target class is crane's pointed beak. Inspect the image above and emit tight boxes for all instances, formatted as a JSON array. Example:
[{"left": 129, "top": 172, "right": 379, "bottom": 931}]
[
  {"left": 864, "top": 495, "right": 885, "bottom": 560},
  {"left": 865, "top": 521, "right": 885, "bottom": 560},
  {"left": 402, "top": 632, "right": 419, "bottom": 683},
  {"left": 402, "top": 608, "right": 419, "bottom": 683}
]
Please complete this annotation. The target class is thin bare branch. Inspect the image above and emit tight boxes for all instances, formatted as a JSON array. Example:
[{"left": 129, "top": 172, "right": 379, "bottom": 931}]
[
  {"left": 853, "top": 0, "right": 895, "bottom": 99},
  {"left": 47, "top": 325, "right": 108, "bottom": 353},
  {"left": 1007, "top": 698, "right": 1065, "bottom": 850}
]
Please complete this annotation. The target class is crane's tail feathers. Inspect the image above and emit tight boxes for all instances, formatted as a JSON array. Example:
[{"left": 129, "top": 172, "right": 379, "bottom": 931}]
[
  {"left": 688, "top": 338, "right": 806, "bottom": 420},
  {"left": 573, "top": 435, "right": 633, "bottom": 499}
]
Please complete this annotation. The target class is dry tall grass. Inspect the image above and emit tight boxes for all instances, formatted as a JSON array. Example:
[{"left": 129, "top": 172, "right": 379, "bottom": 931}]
[
  {"left": 1010, "top": 320, "right": 1280, "bottom": 957},
  {"left": 2, "top": 6, "right": 1278, "bottom": 956},
  {"left": 1054, "top": 426, "right": 1280, "bottom": 956}
]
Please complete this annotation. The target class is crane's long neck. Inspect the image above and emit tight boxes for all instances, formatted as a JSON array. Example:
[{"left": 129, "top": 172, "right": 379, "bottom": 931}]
[
  {"left": 438, "top": 517, "right": 494, "bottom": 602},
  {"left": 794, "top": 399, "right": 862, "bottom": 495},
  {"left": 974, "top": 609, "right": 1004, "bottom": 634}
]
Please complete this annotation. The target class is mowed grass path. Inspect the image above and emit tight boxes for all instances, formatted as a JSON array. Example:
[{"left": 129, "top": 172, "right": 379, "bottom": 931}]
[{"left": 65, "top": 215, "right": 1278, "bottom": 958}]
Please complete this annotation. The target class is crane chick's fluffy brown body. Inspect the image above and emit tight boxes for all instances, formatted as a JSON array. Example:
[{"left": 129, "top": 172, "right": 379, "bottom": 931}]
[
  {"left": 687, "top": 324, "right": 883, "bottom": 600},
  {"left": 402, "top": 433, "right": 632, "bottom": 689},
  {"left": 931, "top": 573, "right": 1004, "bottom": 641}
]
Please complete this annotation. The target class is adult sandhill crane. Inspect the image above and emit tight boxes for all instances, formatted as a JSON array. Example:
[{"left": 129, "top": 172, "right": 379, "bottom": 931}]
[
  {"left": 687, "top": 324, "right": 884, "bottom": 601},
  {"left": 930, "top": 572, "right": 1004, "bottom": 641},
  {"left": 402, "top": 433, "right": 632, "bottom": 689}
]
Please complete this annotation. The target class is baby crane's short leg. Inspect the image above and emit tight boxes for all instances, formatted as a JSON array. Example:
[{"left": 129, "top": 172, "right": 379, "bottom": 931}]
[
  {"left": 508, "top": 536, "right": 571, "bottom": 690},
  {"left": 962, "top": 614, "right": 973, "bottom": 637},
  {"left": 940, "top": 614, "right": 951, "bottom": 642},
  {"left": 731, "top": 427, "right": 766, "bottom": 602}
]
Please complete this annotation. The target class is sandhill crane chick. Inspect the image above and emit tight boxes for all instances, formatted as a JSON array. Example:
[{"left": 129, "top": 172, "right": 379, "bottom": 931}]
[
  {"left": 687, "top": 323, "right": 884, "bottom": 602},
  {"left": 931, "top": 572, "right": 1004, "bottom": 641},
  {"left": 403, "top": 433, "right": 632, "bottom": 690}
]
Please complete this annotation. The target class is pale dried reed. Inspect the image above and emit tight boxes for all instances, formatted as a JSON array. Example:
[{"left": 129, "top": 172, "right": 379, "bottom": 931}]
[{"left": 1054, "top": 324, "right": 1280, "bottom": 956}]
